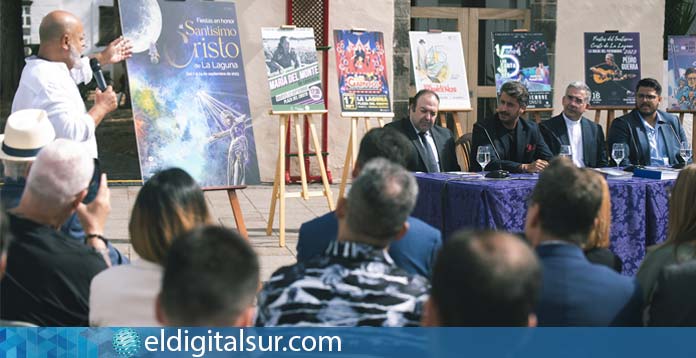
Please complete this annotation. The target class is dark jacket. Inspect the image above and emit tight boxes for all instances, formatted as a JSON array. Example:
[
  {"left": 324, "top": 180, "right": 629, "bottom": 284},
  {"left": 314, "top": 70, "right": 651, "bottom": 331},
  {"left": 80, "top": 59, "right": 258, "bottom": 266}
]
[
  {"left": 540, "top": 114, "right": 609, "bottom": 168},
  {"left": 384, "top": 117, "right": 460, "bottom": 172}
]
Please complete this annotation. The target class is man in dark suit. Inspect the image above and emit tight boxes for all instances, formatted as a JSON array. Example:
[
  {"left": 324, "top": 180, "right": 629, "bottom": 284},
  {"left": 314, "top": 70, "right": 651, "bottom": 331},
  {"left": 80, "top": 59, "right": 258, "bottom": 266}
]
[
  {"left": 470, "top": 81, "right": 552, "bottom": 173},
  {"left": 540, "top": 81, "right": 608, "bottom": 168},
  {"left": 608, "top": 78, "right": 688, "bottom": 166},
  {"left": 526, "top": 158, "right": 642, "bottom": 326},
  {"left": 297, "top": 128, "right": 442, "bottom": 278},
  {"left": 384, "top": 89, "right": 460, "bottom": 172}
]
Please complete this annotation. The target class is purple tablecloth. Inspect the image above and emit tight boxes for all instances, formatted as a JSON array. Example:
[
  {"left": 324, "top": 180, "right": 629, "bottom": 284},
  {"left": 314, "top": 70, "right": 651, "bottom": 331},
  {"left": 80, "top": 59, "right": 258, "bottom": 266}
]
[{"left": 412, "top": 172, "right": 674, "bottom": 275}]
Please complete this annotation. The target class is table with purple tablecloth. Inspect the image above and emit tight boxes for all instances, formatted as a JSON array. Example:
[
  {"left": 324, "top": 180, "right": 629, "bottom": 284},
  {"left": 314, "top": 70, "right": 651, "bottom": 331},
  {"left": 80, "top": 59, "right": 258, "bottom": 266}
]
[{"left": 412, "top": 172, "right": 674, "bottom": 275}]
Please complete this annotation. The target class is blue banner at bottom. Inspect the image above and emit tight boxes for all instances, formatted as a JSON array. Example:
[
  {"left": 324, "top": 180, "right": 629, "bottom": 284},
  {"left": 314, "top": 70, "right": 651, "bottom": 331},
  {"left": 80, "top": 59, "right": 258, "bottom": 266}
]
[{"left": 0, "top": 327, "right": 693, "bottom": 357}]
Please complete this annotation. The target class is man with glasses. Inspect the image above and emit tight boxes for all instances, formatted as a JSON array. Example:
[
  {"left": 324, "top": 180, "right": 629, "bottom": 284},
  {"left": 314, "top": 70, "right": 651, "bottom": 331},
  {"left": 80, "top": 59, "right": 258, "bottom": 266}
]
[
  {"left": 540, "top": 82, "right": 608, "bottom": 168},
  {"left": 608, "top": 78, "right": 688, "bottom": 167}
]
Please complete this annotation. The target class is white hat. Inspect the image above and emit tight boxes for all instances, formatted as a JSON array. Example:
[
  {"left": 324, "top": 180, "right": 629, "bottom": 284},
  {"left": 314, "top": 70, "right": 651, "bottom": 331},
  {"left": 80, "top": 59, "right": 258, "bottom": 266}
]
[{"left": 0, "top": 109, "right": 56, "bottom": 161}]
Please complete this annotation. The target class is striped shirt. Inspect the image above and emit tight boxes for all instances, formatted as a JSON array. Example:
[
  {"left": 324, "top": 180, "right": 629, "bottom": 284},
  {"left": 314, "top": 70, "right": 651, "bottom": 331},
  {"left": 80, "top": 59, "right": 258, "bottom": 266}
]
[{"left": 255, "top": 241, "right": 430, "bottom": 327}]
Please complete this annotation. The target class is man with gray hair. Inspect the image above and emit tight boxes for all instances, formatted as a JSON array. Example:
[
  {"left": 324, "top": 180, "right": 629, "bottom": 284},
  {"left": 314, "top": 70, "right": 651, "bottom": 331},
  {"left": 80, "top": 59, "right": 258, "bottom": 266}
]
[
  {"left": 0, "top": 139, "right": 110, "bottom": 326},
  {"left": 256, "top": 158, "right": 430, "bottom": 326},
  {"left": 470, "top": 81, "right": 552, "bottom": 173},
  {"left": 540, "top": 81, "right": 608, "bottom": 168}
]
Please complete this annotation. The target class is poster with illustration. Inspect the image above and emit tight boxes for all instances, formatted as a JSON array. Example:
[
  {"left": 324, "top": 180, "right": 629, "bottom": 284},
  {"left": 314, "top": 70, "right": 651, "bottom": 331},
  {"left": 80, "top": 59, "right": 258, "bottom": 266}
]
[
  {"left": 667, "top": 36, "right": 696, "bottom": 110},
  {"left": 492, "top": 32, "right": 552, "bottom": 109},
  {"left": 121, "top": 1, "right": 259, "bottom": 187},
  {"left": 408, "top": 31, "right": 471, "bottom": 110},
  {"left": 584, "top": 32, "right": 641, "bottom": 107},
  {"left": 262, "top": 27, "right": 325, "bottom": 112},
  {"left": 334, "top": 30, "right": 391, "bottom": 113}
]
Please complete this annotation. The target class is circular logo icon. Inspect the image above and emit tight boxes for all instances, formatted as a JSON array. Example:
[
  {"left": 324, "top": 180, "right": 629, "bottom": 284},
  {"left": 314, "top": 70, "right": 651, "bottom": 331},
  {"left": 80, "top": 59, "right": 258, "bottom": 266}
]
[
  {"left": 308, "top": 85, "right": 323, "bottom": 101},
  {"left": 112, "top": 328, "right": 141, "bottom": 358}
]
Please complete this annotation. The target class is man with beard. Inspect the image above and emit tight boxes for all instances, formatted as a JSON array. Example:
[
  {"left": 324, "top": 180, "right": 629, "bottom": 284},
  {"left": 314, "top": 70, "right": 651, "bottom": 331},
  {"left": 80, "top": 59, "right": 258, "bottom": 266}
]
[
  {"left": 470, "top": 81, "right": 552, "bottom": 173},
  {"left": 608, "top": 78, "right": 688, "bottom": 166},
  {"left": 12, "top": 10, "right": 132, "bottom": 159}
]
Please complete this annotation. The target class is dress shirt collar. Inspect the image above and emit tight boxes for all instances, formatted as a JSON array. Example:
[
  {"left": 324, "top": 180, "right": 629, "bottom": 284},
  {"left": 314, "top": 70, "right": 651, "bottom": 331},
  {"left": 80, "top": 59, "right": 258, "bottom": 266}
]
[
  {"left": 562, "top": 112, "right": 581, "bottom": 126},
  {"left": 324, "top": 240, "right": 395, "bottom": 265}
]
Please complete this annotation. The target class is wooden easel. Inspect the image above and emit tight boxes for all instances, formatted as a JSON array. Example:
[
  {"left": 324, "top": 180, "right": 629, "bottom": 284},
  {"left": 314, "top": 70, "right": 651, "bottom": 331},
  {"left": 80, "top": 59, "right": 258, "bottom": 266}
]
[
  {"left": 668, "top": 109, "right": 696, "bottom": 146},
  {"left": 526, "top": 108, "right": 553, "bottom": 124},
  {"left": 267, "top": 110, "right": 335, "bottom": 247},
  {"left": 437, "top": 108, "right": 473, "bottom": 138},
  {"left": 589, "top": 106, "right": 632, "bottom": 137},
  {"left": 338, "top": 112, "right": 394, "bottom": 199},
  {"left": 203, "top": 186, "right": 248, "bottom": 239}
]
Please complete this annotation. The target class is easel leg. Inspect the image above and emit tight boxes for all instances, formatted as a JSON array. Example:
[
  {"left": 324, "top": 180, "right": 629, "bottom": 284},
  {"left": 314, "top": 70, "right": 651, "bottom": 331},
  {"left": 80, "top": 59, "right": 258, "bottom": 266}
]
[
  {"left": 227, "top": 189, "right": 248, "bottom": 239},
  {"left": 438, "top": 113, "right": 447, "bottom": 128},
  {"left": 279, "top": 116, "right": 288, "bottom": 247},
  {"left": 452, "top": 112, "right": 464, "bottom": 138},
  {"left": 266, "top": 156, "right": 280, "bottom": 235},
  {"left": 377, "top": 118, "right": 385, "bottom": 128},
  {"left": 339, "top": 132, "right": 352, "bottom": 199},
  {"left": 308, "top": 116, "right": 335, "bottom": 211},
  {"left": 364, "top": 117, "right": 371, "bottom": 131},
  {"left": 607, "top": 110, "right": 616, "bottom": 133},
  {"left": 294, "top": 114, "right": 309, "bottom": 200}
]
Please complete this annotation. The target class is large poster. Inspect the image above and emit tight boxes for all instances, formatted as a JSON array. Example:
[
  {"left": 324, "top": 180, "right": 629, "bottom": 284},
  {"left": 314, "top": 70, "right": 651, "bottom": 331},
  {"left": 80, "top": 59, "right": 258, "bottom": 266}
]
[
  {"left": 262, "top": 27, "right": 325, "bottom": 112},
  {"left": 333, "top": 30, "right": 391, "bottom": 113},
  {"left": 584, "top": 32, "right": 641, "bottom": 107},
  {"left": 667, "top": 36, "right": 696, "bottom": 110},
  {"left": 408, "top": 31, "right": 471, "bottom": 110},
  {"left": 121, "top": 1, "right": 259, "bottom": 187},
  {"left": 492, "top": 32, "right": 552, "bottom": 109}
]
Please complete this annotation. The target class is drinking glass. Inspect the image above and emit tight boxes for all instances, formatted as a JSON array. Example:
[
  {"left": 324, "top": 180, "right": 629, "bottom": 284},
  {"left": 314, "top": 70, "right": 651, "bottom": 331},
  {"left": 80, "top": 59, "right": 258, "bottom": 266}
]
[
  {"left": 681, "top": 141, "right": 692, "bottom": 164},
  {"left": 560, "top": 145, "right": 572, "bottom": 159},
  {"left": 612, "top": 143, "right": 626, "bottom": 168},
  {"left": 476, "top": 145, "right": 491, "bottom": 171}
]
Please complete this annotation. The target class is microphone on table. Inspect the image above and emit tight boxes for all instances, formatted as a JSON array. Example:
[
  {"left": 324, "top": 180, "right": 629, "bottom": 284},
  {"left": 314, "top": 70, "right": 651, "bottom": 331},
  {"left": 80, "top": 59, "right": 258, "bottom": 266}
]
[
  {"left": 617, "top": 117, "right": 645, "bottom": 172},
  {"left": 665, "top": 120, "right": 686, "bottom": 169},
  {"left": 474, "top": 122, "right": 509, "bottom": 179},
  {"left": 539, "top": 122, "right": 563, "bottom": 154},
  {"left": 89, "top": 58, "right": 108, "bottom": 91}
]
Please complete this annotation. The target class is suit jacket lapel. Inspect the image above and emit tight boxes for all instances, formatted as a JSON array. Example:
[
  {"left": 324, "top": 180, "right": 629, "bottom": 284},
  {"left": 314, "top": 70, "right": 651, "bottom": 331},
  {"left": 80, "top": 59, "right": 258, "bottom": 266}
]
[
  {"left": 516, "top": 118, "right": 526, "bottom": 163},
  {"left": 402, "top": 118, "right": 429, "bottom": 170},
  {"left": 580, "top": 118, "right": 595, "bottom": 167},
  {"left": 630, "top": 111, "right": 651, "bottom": 166}
]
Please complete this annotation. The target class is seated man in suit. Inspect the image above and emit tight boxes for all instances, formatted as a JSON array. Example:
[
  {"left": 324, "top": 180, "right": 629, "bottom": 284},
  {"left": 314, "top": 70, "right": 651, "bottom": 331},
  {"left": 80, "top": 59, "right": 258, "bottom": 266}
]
[
  {"left": 471, "top": 81, "right": 552, "bottom": 173},
  {"left": 422, "top": 230, "right": 541, "bottom": 327},
  {"left": 540, "top": 81, "right": 608, "bottom": 168},
  {"left": 156, "top": 226, "right": 259, "bottom": 326},
  {"left": 257, "top": 159, "right": 430, "bottom": 326},
  {"left": 608, "top": 78, "right": 688, "bottom": 166},
  {"left": 384, "top": 89, "right": 459, "bottom": 172},
  {"left": 297, "top": 128, "right": 442, "bottom": 278},
  {"left": 526, "top": 158, "right": 642, "bottom": 326}
]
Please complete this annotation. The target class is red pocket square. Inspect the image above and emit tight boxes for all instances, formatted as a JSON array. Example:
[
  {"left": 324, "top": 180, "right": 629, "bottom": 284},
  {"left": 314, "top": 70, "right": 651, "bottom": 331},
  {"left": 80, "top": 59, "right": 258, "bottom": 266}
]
[{"left": 526, "top": 144, "right": 536, "bottom": 152}]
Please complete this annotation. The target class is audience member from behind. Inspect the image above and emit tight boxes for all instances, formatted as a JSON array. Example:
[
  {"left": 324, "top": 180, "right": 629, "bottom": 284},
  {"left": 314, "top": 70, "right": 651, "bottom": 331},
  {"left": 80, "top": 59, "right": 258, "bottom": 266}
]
[
  {"left": 89, "top": 168, "right": 212, "bottom": 326},
  {"left": 422, "top": 230, "right": 541, "bottom": 326},
  {"left": 637, "top": 165, "right": 696, "bottom": 307},
  {"left": 257, "top": 159, "right": 430, "bottom": 327},
  {"left": 156, "top": 226, "right": 259, "bottom": 326},
  {"left": 526, "top": 158, "right": 642, "bottom": 326},
  {"left": 0, "top": 109, "right": 127, "bottom": 265},
  {"left": 0, "top": 139, "right": 110, "bottom": 326},
  {"left": 0, "top": 206, "right": 35, "bottom": 327},
  {"left": 297, "top": 127, "right": 442, "bottom": 277},
  {"left": 583, "top": 175, "right": 622, "bottom": 273}
]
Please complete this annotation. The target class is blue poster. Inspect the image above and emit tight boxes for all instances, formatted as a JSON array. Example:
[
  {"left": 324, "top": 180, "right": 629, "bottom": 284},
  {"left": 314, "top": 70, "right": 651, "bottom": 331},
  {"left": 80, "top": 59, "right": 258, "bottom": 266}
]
[
  {"left": 667, "top": 36, "right": 696, "bottom": 110},
  {"left": 120, "top": 0, "right": 260, "bottom": 186}
]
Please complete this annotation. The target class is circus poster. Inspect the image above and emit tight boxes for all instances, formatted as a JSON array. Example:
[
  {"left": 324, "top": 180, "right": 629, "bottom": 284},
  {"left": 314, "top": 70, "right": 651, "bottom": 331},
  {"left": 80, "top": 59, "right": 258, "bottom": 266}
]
[
  {"left": 333, "top": 30, "right": 392, "bottom": 113},
  {"left": 408, "top": 31, "right": 471, "bottom": 110},
  {"left": 492, "top": 32, "right": 552, "bottom": 109},
  {"left": 120, "top": 0, "right": 260, "bottom": 186},
  {"left": 262, "top": 27, "right": 325, "bottom": 112}
]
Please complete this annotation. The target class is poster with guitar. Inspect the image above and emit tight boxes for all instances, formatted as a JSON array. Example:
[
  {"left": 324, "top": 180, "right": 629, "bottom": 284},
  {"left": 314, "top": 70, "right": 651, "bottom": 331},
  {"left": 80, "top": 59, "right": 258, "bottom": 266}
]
[
  {"left": 667, "top": 36, "right": 696, "bottom": 110},
  {"left": 584, "top": 32, "right": 641, "bottom": 107}
]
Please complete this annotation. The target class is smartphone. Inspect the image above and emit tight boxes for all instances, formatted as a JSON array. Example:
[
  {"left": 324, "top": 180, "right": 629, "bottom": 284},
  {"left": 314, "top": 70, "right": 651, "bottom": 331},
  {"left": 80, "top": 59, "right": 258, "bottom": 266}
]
[{"left": 82, "top": 158, "right": 101, "bottom": 204}]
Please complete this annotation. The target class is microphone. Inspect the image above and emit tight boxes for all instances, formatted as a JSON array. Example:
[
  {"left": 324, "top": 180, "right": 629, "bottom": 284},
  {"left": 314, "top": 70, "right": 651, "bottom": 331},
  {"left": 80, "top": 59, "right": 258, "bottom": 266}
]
[
  {"left": 474, "top": 122, "right": 509, "bottom": 178},
  {"left": 539, "top": 122, "right": 563, "bottom": 153},
  {"left": 89, "top": 58, "right": 107, "bottom": 91},
  {"left": 664, "top": 120, "right": 686, "bottom": 168},
  {"left": 616, "top": 116, "right": 644, "bottom": 171}
]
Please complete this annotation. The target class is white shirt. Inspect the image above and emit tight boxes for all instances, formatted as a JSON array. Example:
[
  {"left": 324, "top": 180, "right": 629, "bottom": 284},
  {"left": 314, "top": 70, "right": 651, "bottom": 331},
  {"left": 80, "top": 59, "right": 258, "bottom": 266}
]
[
  {"left": 563, "top": 113, "right": 585, "bottom": 167},
  {"left": 12, "top": 56, "right": 98, "bottom": 158},
  {"left": 89, "top": 259, "right": 163, "bottom": 327},
  {"left": 410, "top": 122, "right": 440, "bottom": 170}
]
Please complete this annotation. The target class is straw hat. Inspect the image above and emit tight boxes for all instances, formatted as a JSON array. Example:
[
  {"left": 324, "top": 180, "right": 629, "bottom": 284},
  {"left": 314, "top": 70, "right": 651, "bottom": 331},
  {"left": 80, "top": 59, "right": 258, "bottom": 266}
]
[{"left": 0, "top": 109, "right": 56, "bottom": 161}]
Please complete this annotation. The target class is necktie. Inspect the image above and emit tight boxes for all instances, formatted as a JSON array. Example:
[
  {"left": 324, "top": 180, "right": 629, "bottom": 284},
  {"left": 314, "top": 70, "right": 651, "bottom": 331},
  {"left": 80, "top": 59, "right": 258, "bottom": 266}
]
[{"left": 418, "top": 132, "right": 440, "bottom": 173}]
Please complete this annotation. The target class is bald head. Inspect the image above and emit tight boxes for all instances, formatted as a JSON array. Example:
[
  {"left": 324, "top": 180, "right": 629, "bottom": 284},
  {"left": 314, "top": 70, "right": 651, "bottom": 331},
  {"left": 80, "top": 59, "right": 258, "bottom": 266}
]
[{"left": 39, "top": 11, "right": 81, "bottom": 44}]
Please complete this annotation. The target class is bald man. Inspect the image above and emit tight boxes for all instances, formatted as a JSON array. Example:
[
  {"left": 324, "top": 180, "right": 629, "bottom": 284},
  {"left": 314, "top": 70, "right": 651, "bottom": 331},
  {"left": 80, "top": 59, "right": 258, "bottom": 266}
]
[{"left": 12, "top": 10, "right": 132, "bottom": 158}]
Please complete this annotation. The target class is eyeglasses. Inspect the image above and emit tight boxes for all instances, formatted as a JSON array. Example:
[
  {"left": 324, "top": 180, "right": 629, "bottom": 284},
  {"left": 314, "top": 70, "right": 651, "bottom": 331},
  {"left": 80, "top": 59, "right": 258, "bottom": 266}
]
[
  {"left": 637, "top": 94, "right": 658, "bottom": 101},
  {"left": 565, "top": 95, "right": 586, "bottom": 105}
]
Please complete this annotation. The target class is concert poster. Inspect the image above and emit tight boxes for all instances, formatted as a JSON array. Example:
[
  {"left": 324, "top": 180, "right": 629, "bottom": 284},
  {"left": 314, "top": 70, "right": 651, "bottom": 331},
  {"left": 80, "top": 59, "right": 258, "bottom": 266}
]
[
  {"left": 262, "top": 27, "right": 325, "bottom": 112},
  {"left": 492, "top": 32, "right": 552, "bottom": 109},
  {"left": 584, "top": 32, "right": 641, "bottom": 107},
  {"left": 120, "top": 0, "right": 260, "bottom": 186},
  {"left": 667, "top": 36, "right": 696, "bottom": 110},
  {"left": 408, "top": 31, "right": 471, "bottom": 110},
  {"left": 333, "top": 30, "right": 392, "bottom": 113}
]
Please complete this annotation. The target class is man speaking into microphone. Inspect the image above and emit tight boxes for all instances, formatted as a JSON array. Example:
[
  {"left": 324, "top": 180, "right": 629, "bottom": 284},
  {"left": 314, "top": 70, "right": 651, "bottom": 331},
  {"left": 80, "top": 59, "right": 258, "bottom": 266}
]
[
  {"left": 470, "top": 81, "right": 552, "bottom": 173},
  {"left": 12, "top": 10, "right": 132, "bottom": 159}
]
